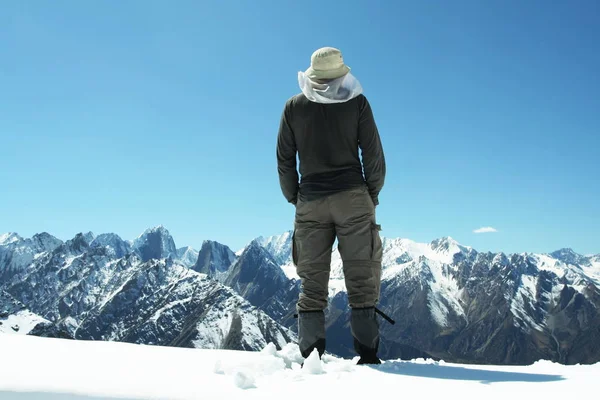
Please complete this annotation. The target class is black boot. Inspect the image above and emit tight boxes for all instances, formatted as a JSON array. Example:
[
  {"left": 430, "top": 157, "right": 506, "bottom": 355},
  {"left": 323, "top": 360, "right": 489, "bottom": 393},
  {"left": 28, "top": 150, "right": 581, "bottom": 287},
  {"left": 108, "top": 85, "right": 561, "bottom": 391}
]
[
  {"left": 351, "top": 307, "right": 381, "bottom": 365},
  {"left": 355, "top": 340, "right": 381, "bottom": 365},
  {"left": 297, "top": 310, "right": 326, "bottom": 359}
]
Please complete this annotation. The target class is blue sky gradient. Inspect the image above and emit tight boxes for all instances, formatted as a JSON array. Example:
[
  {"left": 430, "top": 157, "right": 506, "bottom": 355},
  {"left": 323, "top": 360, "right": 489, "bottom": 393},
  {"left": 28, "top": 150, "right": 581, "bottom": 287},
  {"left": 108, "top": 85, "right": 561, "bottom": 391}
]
[{"left": 1, "top": 0, "right": 598, "bottom": 254}]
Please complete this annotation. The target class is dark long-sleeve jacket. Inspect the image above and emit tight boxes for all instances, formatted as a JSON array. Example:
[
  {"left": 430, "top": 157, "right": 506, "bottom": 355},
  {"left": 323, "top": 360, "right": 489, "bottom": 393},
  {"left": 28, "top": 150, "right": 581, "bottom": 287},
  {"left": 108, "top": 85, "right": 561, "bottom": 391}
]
[{"left": 277, "top": 93, "right": 385, "bottom": 205}]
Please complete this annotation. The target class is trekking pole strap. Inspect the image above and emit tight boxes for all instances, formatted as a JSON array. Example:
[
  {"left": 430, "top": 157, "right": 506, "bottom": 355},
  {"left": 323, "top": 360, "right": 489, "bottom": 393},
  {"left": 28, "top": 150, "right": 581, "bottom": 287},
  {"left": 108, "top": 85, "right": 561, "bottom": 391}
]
[{"left": 375, "top": 307, "right": 396, "bottom": 325}]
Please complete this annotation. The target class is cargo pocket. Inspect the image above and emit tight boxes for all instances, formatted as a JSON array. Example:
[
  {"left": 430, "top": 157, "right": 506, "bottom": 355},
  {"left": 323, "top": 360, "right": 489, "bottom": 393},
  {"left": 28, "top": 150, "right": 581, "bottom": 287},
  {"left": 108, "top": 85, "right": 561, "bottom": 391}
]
[{"left": 370, "top": 223, "right": 383, "bottom": 262}]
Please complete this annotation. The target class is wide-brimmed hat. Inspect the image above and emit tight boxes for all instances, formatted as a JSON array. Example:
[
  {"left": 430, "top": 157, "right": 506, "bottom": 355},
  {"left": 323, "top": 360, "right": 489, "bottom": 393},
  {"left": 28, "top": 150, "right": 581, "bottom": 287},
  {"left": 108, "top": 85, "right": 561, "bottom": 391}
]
[{"left": 304, "top": 47, "right": 351, "bottom": 81}]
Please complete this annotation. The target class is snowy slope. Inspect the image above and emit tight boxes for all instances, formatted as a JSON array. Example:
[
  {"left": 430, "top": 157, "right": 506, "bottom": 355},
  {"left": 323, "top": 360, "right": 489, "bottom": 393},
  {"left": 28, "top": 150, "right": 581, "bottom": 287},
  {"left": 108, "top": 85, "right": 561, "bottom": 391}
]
[
  {"left": 0, "top": 334, "right": 596, "bottom": 400},
  {"left": 75, "top": 259, "right": 294, "bottom": 350},
  {"left": 224, "top": 240, "right": 299, "bottom": 325},
  {"left": 0, "top": 311, "right": 47, "bottom": 335},
  {"left": 0, "top": 290, "right": 48, "bottom": 335},
  {"left": 588, "top": 255, "right": 600, "bottom": 282}
]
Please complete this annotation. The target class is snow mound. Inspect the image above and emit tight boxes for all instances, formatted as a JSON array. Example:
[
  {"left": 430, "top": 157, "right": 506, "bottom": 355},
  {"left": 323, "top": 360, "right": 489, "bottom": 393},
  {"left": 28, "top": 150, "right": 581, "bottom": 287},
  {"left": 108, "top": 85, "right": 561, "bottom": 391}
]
[
  {"left": 233, "top": 368, "right": 257, "bottom": 389},
  {"left": 302, "top": 348, "right": 325, "bottom": 374},
  {"left": 216, "top": 342, "right": 298, "bottom": 380},
  {"left": 212, "top": 342, "right": 345, "bottom": 388}
]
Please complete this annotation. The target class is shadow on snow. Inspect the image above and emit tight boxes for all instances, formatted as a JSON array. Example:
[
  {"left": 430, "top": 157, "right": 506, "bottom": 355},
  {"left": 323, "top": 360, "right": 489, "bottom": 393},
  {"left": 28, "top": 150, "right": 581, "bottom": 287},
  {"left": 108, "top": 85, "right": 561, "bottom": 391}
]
[
  {"left": 0, "top": 391, "right": 145, "bottom": 400},
  {"left": 369, "top": 361, "right": 565, "bottom": 384}
]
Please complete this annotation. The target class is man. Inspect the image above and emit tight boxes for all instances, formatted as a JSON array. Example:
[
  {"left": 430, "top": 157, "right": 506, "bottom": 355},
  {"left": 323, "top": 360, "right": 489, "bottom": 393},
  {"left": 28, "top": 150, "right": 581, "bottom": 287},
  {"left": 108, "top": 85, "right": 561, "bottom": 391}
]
[{"left": 276, "top": 47, "right": 386, "bottom": 364}]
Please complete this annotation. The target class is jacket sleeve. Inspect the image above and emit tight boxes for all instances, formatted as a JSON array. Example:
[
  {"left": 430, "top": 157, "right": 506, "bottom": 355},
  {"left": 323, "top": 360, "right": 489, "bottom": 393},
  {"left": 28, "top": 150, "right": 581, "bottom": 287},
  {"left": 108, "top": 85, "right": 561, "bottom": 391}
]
[
  {"left": 276, "top": 101, "right": 299, "bottom": 204},
  {"left": 358, "top": 96, "right": 386, "bottom": 206}
]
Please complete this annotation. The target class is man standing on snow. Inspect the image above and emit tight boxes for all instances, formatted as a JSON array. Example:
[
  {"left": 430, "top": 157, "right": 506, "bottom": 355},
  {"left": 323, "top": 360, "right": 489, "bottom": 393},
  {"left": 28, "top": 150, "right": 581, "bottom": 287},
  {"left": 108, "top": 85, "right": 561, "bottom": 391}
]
[{"left": 277, "top": 47, "right": 386, "bottom": 364}]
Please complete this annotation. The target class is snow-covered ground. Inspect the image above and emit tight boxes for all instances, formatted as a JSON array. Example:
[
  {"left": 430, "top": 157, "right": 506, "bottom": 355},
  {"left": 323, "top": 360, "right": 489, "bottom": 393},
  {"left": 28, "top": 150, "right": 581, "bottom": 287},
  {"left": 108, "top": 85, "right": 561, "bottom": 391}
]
[
  {"left": 0, "top": 334, "right": 596, "bottom": 400},
  {"left": 0, "top": 311, "right": 48, "bottom": 335}
]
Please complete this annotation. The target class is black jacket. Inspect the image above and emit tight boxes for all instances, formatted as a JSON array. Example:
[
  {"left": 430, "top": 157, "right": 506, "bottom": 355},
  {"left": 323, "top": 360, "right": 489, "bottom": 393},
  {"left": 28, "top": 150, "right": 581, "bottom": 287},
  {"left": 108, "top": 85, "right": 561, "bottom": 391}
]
[{"left": 277, "top": 93, "right": 386, "bottom": 205}]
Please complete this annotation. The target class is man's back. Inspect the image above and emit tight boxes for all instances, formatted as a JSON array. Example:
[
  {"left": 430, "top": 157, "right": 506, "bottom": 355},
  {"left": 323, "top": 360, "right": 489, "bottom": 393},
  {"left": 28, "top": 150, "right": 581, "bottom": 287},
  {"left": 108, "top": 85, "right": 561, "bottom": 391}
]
[{"left": 277, "top": 92, "right": 385, "bottom": 205}]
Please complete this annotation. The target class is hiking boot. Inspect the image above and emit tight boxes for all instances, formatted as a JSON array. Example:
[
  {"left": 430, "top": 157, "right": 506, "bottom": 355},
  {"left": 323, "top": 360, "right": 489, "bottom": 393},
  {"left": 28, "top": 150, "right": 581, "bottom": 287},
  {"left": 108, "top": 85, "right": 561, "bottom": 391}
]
[
  {"left": 357, "top": 355, "right": 382, "bottom": 365},
  {"left": 351, "top": 306, "right": 381, "bottom": 363},
  {"left": 297, "top": 310, "right": 326, "bottom": 359}
]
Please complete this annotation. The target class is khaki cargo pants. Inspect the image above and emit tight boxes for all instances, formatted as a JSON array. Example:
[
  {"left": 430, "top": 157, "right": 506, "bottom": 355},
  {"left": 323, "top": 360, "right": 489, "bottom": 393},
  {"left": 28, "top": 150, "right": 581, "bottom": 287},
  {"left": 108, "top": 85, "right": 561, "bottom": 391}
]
[{"left": 292, "top": 186, "right": 383, "bottom": 311}]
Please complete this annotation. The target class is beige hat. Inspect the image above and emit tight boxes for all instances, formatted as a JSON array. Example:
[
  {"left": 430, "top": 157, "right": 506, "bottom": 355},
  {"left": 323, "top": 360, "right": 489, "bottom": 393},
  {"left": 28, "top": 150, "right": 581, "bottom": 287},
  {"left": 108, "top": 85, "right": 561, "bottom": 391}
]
[{"left": 304, "top": 47, "right": 351, "bottom": 80}]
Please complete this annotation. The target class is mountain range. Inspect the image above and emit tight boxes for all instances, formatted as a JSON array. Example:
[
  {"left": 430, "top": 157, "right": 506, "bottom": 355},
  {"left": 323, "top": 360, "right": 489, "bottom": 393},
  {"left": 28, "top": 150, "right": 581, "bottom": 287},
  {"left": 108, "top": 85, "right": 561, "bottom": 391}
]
[{"left": 1, "top": 227, "right": 599, "bottom": 365}]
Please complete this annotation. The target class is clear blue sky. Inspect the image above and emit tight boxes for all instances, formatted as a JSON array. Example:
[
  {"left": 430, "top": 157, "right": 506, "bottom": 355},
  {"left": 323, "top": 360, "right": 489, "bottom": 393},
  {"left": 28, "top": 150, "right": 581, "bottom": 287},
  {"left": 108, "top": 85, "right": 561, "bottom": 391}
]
[{"left": 1, "top": 1, "right": 598, "bottom": 255}]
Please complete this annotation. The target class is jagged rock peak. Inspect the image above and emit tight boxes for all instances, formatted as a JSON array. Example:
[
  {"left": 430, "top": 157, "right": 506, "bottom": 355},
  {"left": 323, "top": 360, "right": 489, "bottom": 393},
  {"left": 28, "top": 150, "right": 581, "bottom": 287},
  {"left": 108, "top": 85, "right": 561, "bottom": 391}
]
[{"left": 133, "top": 225, "right": 177, "bottom": 262}]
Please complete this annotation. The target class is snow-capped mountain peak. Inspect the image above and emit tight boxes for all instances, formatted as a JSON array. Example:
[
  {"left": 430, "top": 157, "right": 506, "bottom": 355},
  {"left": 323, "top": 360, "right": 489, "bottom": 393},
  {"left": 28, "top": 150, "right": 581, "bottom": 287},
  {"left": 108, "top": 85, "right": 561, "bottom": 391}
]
[
  {"left": 177, "top": 246, "right": 199, "bottom": 269},
  {"left": 31, "top": 232, "right": 63, "bottom": 251},
  {"left": 63, "top": 233, "right": 93, "bottom": 255},
  {"left": 136, "top": 225, "right": 168, "bottom": 239},
  {"left": 255, "top": 231, "right": 293, "bottom": 265},
  {"left": 377, "top": 236, "right": 470, "bottom": 268},
  {"left": 0, "top": 233, "right": 22, "bottom": 246},
  {"left": 224, "top": 240, "right": 290, "bottom": 309},
  {"left": 82, "top": 231, "right": 95, "bottom": 245},
  {"left": 133, "top": 225, "right": 177, "bottom": 262},
  {"left": 90, "top": 233, "right": 132, "bottom": 259},
  {"left": 0, "top": 232, "right": 63, "bottom": 280},
  {"left": 431, "top": 236, "right": 460, "bottom": 250},
  {"left": 430, "top": 236, "right": 471, "bottom": 262},
  {"left": 492, "top": 252, "right": 510, "bottom": 266},
  {"left": 550, "top": 248, "right": 589, "bottom": 266}
]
